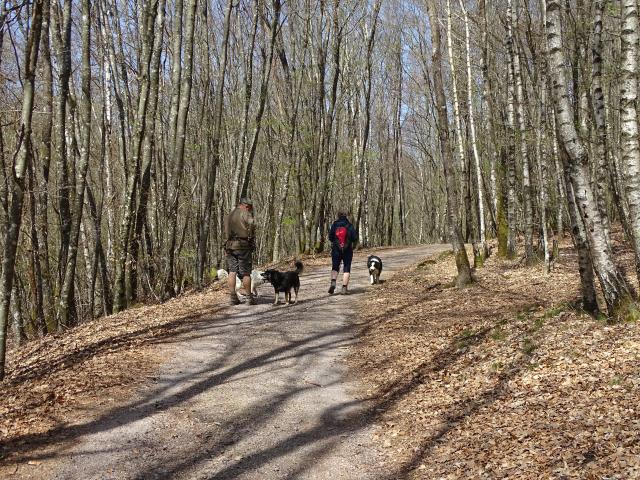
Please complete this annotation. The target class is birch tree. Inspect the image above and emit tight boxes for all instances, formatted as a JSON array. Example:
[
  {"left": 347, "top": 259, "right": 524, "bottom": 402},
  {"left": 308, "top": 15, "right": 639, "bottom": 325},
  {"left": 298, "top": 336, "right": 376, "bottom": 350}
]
[
  {"left": 459, "top": 0, "right": 487, "bottom": 264},
  {"left": 619, "top": 0, "right": 640, "bottom": 281},
  {"left": 545, "top": 0, "right": 636, "bottom": 317},
  {"left": 428, "top": 0, "right": 472, "bottom": 287},
  {"left": 508, "top": 0, "right": 534, "bottom": 262}
]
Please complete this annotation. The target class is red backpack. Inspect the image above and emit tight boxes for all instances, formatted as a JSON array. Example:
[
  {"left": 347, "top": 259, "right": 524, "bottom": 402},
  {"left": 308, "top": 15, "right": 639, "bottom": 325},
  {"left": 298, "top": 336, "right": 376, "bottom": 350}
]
[{"left": 335, "top": 226, "right": 349, "bottom": 251}]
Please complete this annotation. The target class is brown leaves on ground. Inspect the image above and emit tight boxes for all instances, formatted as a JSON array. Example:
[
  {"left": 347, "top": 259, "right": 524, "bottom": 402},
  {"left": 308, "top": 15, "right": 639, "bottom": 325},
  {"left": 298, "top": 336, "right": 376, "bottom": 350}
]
[
  {"left": 351, "top": 240, "right": 640, "bottom": 479},
  {"left": 0, "top": 247, "right": 369, "bottom": 465},
  {"left": 0, "top": 285, "right": 229, "bottom": 464}
]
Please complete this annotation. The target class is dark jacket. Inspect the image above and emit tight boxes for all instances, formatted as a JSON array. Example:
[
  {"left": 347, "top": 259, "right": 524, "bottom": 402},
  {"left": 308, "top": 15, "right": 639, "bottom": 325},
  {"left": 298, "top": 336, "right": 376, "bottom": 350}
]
[
  {"left": 224, "top": 207, "right": 256, "bottom": 251},
  {"left": 328, "top": 217, "right": 358, "bottom": 251}
]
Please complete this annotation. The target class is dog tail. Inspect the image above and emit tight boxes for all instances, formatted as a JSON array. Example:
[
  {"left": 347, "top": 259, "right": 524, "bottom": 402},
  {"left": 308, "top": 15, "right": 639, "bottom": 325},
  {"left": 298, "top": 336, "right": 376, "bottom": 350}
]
[{"left": 295, "top": 260, "right": 304, "bottom": 273}]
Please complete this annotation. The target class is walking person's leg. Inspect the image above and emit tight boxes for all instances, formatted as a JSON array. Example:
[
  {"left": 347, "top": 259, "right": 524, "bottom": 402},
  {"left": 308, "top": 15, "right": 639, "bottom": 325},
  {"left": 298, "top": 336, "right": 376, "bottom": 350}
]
[
  {"left": 238, "top": 250, "right": 256, "bottom": 305},
  {"left": 329, "top": 248, "right": 341, "bottom": 294},
  {"left": 341, "top": 249, "right": 353, "bottom": 294},
  {"left": 227, "top": 252, "right": 241, "bottom": 305}
]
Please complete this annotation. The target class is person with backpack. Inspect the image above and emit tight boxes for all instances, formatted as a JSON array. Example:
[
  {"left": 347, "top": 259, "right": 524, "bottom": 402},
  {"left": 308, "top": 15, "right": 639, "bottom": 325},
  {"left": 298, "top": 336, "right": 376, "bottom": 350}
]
[
  {"left": 224, "top": 198, "right": 257, "bottom": 305},
  {"left": 328, "top": 210, "right": 358, "bottom": 294}
]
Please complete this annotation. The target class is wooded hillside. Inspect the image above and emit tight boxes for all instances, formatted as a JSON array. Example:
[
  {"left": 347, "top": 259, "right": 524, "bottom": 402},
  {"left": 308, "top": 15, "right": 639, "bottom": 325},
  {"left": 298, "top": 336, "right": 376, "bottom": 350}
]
[{"left": 2, "top": 0, "right": 640, "bottom": 382}]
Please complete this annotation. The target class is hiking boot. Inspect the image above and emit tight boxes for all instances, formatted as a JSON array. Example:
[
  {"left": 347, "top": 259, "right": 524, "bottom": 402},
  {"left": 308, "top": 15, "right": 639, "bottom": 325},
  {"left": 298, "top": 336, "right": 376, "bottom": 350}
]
[
  {"left": 328, "top": 284, "right": 336, "bottom": 294},
  {"left": 341, "top": 285, "right": 349, "bottom": 295},
  {"left": 229, "top": 294, "right": 241, "bottom": 305},
  {"left": 246, "top": 295, "right": 257, "bottom": 305}
]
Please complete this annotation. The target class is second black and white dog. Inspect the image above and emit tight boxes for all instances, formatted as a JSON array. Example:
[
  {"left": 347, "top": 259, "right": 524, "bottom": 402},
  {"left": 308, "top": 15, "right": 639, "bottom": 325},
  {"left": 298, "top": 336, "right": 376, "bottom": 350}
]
[
  {"left": 367, "top": 255, "right": 383, "bottom": 284},
  {"left": 261, "top": 261, "right": 304, "bottom": 305}
]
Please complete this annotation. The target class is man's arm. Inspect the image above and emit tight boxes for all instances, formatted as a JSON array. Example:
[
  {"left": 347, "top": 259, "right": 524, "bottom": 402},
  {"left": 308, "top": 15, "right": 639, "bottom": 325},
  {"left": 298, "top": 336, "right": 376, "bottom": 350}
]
[
  {"left": 224, "top": 214, "right": 231, "bottom": 241},
  {"left": 328, "top": 223, "right": 336, "bottom": 243}
]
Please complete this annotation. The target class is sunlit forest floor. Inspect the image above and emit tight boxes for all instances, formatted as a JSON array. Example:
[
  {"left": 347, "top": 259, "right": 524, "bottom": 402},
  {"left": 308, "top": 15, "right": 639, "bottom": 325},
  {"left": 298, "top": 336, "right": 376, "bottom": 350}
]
[
  {"left": 351, "top": 231, "right": 640, "bottom": 479},
  {"left": 2, "top": 237, "right": 639, "bottom": 479}
]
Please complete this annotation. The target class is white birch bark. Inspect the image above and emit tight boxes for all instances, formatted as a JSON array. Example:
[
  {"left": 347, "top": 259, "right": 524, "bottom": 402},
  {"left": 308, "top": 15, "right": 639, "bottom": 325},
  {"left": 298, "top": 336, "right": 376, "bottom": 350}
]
[
  {"left": 446, "top": 0, "right": 467, "bottom": 203},
  {"left": 592, "top": 0, "right": 610, "bottom": 238},
  {"left": 99, "top": 5, "right": 115, "bottom": 262},
  {"left": 620, "top": 0, "right": 640, "bottom": 280},
  {"left": 551, "top": 113, "right": 566, "bottom": 237},
  {"left": 536, "top": 76, "right": 551, "bottom": 272},
  {"left": 459, "top": 0, "right": 487, "bottom": 259},
  {"left": 545, "top": 0, "right": 634, "bottom": 316},
  {"left": 508, "top": 0, "right": 534, "bottom": 262}
]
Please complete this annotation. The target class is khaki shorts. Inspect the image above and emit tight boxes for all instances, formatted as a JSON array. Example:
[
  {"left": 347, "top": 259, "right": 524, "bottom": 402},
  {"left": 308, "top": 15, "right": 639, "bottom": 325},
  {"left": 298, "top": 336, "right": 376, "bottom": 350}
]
[{"left": 226, "top": 249, "right": 252, "bottom": 278}]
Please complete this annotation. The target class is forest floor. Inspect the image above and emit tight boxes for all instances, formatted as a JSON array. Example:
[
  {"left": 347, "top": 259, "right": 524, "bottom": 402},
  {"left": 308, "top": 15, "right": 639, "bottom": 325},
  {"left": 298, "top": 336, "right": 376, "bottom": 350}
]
[
  {"left": 1, "top": 238, "right": 639, "bottom": 479},
  {"left": 350, "top": 234, "right": 640, "bottom": 479},
  {"left": 0, "top": 245, "right": 445, "bottom": 479}
]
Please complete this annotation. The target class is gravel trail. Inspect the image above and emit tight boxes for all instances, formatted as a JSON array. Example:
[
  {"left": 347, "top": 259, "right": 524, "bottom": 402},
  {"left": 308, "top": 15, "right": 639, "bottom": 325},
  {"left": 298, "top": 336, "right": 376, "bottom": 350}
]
[{"left": 41, "top": 245, "right": 447, "bottom": 480}]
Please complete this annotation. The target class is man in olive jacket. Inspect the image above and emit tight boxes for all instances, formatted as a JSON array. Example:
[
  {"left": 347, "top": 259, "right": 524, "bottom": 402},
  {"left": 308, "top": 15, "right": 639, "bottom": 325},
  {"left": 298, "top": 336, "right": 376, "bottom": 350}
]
[{"left": 224, "top": 198, "right": 256, "bottom": 305}]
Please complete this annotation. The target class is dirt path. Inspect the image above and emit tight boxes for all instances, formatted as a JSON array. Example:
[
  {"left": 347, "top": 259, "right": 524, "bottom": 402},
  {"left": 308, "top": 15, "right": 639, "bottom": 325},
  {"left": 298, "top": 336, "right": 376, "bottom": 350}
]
[{"left": 36, "top": 245, "right": 447, "bottom": 480}]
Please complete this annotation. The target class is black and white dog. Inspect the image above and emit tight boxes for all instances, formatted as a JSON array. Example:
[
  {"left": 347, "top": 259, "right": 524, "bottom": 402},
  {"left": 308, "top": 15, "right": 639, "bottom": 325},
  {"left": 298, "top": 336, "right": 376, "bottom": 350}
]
[
  {"left": 367, "top": 255, "right": 383, "bottom": 285},
  {"left": 261, "top": 261, "right": 304, "bottom": 305}
]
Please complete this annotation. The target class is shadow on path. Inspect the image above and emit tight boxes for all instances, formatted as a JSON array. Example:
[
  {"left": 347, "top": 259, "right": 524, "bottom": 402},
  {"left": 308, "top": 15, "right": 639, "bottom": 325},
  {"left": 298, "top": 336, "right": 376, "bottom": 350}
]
[{"left": 5, "top": 245, "right": 451, "bottom": 479}]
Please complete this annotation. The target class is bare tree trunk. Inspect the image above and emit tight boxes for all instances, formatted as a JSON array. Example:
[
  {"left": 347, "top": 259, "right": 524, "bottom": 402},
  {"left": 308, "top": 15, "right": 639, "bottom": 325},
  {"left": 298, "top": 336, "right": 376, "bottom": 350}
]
[
  {"left": 271, "top": 28, "right": 303, "bottom": 261},
  {"left": 165, "top": 0, "right": 198, "bottom": 297},
  {"left": 560, "top": 145, "right": 599, "bottom": 313},
  {"left": 592, "top": 0, "right": 611, "bottom": 237},
  {"left": 113, "top": 0, "right": 160, "bottom": 311},
  {"left": 53, "top": 0, "right": 73, "bottom": 283},
  {"left": 619, "top": 0, "right": 640, "bottom": 281},
  {"left": 130, "top": 0, "right": 167, "bottom": 297},
  {"left": 354, "top": 0, "right": 381, "bottom": 247},
  {"left": 427, "top": 0, "right": 472, "bottom": 288},
  {"left": 197, "top": 0, "right": 232, "bottom": 284},
  {"left": 479, "top": 0, "right": 507, "bottom": 256},
  {"left": 446, "top": 0, "right": 470, "bottom": 243},
  {"left": 97, "top": 0, "right": 116, "bottom": 261},
  {"left": 506, "top": 58, "right": 518, "bottom": 258},
  {"left": 232, "top": 2, "right": 258, "bottom": 203},
  {"left": 38, "top": 0, "right": 54, "bottom": 331},
  {"left": 272, "top": 162, "right": 292, "bottom": 262},
  {"left": 551, "top": 113, "right": 566, "bottom": 237},
  {"left": 389, "top": 34, "right": 402, "bottom": 245},
  {"left": 11, "top": 283, "right": 26, "bottom": 346},
  {"left": 314, "top": 0, "right": 342, "bottom": 253},
  {"left": 167, "top": 0, "right": 184, "bottom": 149},
  {"left": 27, "top": 161, "right": 46, "bottom": 335},
  {"left": 536, "top": 75, "right": 551, "bottom": 272},
  {"left": 86, "top": 185, "right": 112, "bottom": 316},
  {"left": 509, "top": 0, "right": 534, "bottom": 263},
  {"left": 58, "top": 0, "right": 92, "bottom": 328},
  {"left": 0, "top": 0, "right": 44, "bottom": 380},
  {"left": 545, "top": 0, "right": 635, "bottom": 318},
  {"left": 459, "top": 0, "right": 487, "bottom": 263},
  {"left": 240, "top": 0, "right": 281, "bottom": 199}
]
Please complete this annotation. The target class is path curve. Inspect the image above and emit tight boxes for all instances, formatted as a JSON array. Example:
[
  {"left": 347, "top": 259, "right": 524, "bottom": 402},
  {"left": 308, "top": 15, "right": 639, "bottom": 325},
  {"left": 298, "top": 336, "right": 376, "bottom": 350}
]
[{"left": 48, "top": 245, "right": 448, "bottom": 480}]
